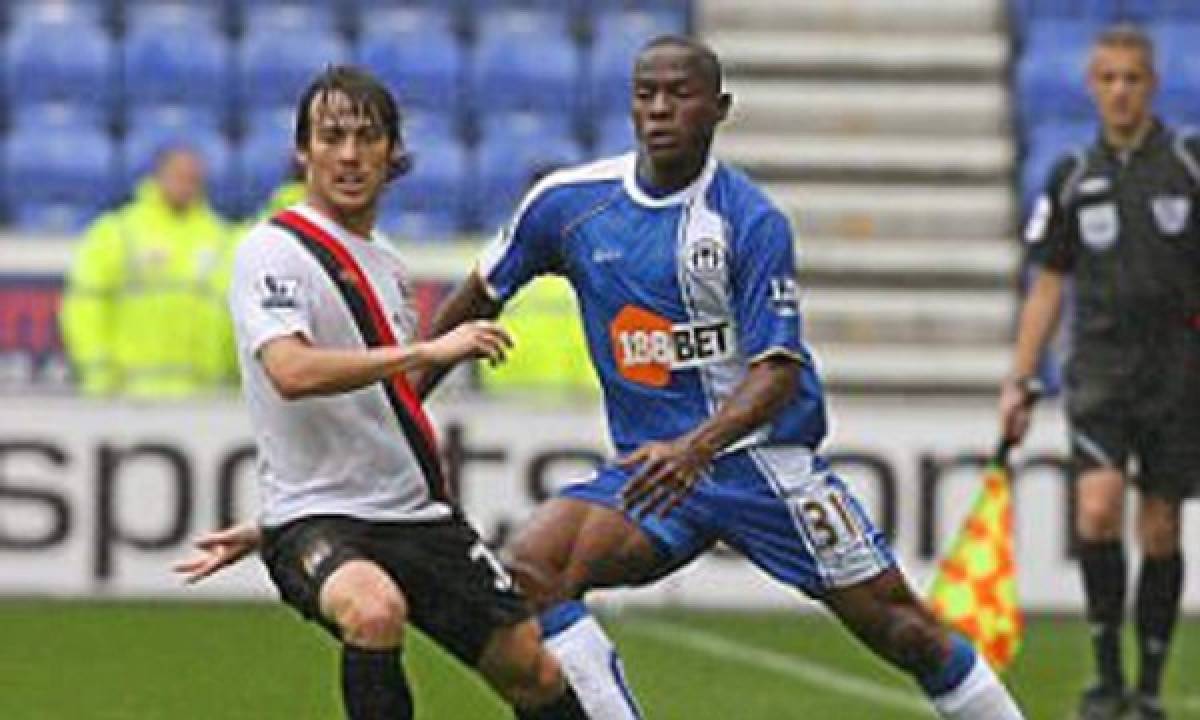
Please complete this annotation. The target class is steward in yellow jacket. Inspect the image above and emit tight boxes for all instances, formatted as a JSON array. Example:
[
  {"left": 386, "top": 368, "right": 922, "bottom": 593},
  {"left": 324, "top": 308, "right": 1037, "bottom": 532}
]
[{"left": 60, "top": 147, "right": 238, "bottom": 398}]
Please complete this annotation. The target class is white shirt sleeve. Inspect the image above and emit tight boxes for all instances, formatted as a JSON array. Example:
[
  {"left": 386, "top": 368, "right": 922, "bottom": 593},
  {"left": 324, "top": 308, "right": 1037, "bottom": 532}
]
[{"left": 229, "top": 225, "right": 318, "bottom": 359}]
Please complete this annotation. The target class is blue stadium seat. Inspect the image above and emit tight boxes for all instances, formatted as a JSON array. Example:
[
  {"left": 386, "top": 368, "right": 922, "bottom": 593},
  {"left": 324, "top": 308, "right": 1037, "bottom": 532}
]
[
  {"left": 237, "top": 15, "right": 349, "bottom": 112},
  {"left": 122, "top": 109, "right": 240, "bottom": 218},
  {"left": 1020, "top": 121, "right": 1096, "bottom": 213},
  {"left": 474, "top": 112, "right": 584, "bottom": 231},
  {"left": 2, "top": 123, "right": 119, "bottom": 232},
  {"left": 402, "top": 109, "right": 460, "bottom": 148},
  {"left": 8, "top": 201, "right": 102, "bottom": 233},
  {"left": 3, "top": 6, "right": 116, "bottom": 123},
  {"left": 593, "top": 112, "right": 636, "bottom": 157},
  {"left": 384, "top": 131, "right": 469, "bottom": 237},
  {"left": 121, "top": 7, "right": 232, "bottom": 119},
  {"left": 355, "top": 8, "right": 464, "bottom": 115},
  {"left": 239, "top": 109, "right": 297, "bottom": 215},
  {"left": 463, "top": 0, "right": 580, "bottom": 35},
  {"left": 586, "top": 1, "right": 689, "bottom": 36},
  {"left": 6, "top": 0, "right": 108, "bottom": 27},
  {"left": 469, "top": 11, "right": 583, "bottom": 119},
  {"left": 1014, "top": 20, "right": 1096, "bottom": 129},
  {"left": 122, "top": 1, "right": 223, "bottom": 30},
  {"left": 10, "top": 102, "right": 108, "bottom": 133},
  {"left": 592, "top": 6, "right": 688, "bottom": 38},
  {"left": 587, "top": 0, "right": 691, "bottom": 12},
  {"left": 587, "top": 10, "right": 686, "bottom": 115},
  {"left": 1154, "top": 23, "right": 1200, "bottom": 127},
  {"left": 1009, "top": 0, "right": 1200, "bottom": 38},
  {"left": 1010, "top": 1, "right": 1097, "bottom": 42},
  {"left": 1011, "top": 0, "right": 1115, "bottom": 21},
  {"left": 232, "top": 1, "right": 339, "bottom": 32}
]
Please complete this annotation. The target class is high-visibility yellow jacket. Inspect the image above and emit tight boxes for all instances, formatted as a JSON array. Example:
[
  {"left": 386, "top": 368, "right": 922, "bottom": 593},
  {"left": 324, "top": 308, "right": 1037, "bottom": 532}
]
[
  {"left": 59, "top": 180, "right": 238, "bottom": 398},
  {"left": 480, "top": 276, "right": 599, "bottom": 398},
  {"left": 234, "top": 181, "right": 305, "bottom": 240}
]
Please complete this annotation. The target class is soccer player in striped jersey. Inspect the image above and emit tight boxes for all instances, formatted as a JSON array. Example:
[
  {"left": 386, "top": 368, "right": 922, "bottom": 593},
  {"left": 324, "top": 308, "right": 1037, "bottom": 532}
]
[
  {"left": 420, "top": 36, "right": 1026, "bottom": 719},
  {"left": 176, "top": 66, "right": 590, "bottom": 720}
]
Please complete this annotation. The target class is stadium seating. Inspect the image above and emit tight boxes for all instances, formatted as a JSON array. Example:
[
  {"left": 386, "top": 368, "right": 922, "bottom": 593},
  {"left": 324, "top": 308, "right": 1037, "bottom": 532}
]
[
  {"left": 474, "top": 111, "right": 584, "bottom": 230},
  {"left": 469, "top": 10, "right": 582, "bottom": 121},
  {"left": 121, "top": 6, "right": 231, "bottom": 120},
  {"left": 1153, "top": 22, "right": 1200, "bottom": 126},
  {"left": 3, "top": 5, "right": 116, "bottom": 125},
  {"left": 1014, "top": 20, "right": 1096, "bottom": 129},
  {"left": 0, "top": 0, "right": 693, "bottom": 230},
  {"left": 231, "top": 1, "right": 340, "bottom": 33},
  {"left": 1010, "top": 0, "right": 1200, "bottom": 37},
  {"left": 355, "top": 7, "right": 464, "bottom": 116},
  {"left": 1013, "top": 4, "right": 1200, "bottom": 222},
  {"left": 236, "top": 11, "right": 349, "bottom": 112},
  {"left": 122, "top": 108, "right": 240, "bottom": 218},
  {"left": 2, "top": 122, "right": 119, "bottom": 232},
  {"left": 587, "top": 10, "right": 688, "bottom": 115},
  {"left": 239, "top": 108, "right": 297, "bottom": 216},
  {"left": 122, "top": 1, "right": 222, "bottom": 29},
  {"left": 380, "top": 139, "right": 470, "bottom": 240},
  {"left": 5, "top": 0, "right": 110, "bottom": 27},
  {"left": 593, "top": 112, "right": 636, "bottom": 157}
]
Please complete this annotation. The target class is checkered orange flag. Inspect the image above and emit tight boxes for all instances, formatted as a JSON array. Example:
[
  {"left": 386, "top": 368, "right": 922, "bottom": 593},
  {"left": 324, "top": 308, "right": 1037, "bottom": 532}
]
[{"left": 929, "top": 440, "right": 1023, "bottom": 672}]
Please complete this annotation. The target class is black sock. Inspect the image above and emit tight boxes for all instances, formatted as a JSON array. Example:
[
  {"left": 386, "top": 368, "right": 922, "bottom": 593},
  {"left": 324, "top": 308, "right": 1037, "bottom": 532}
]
[
  {"left": 1079, "top": 540, "right": 1127, "bottom": 690},
  {"left": 515, "top": 684, "right": 588, "bottom": 720},
  {"left": 1135, "top": 552, "right": 1184, "bottom": 697},
  {"left": 341, "top": 645, "right": 412, "bottom": 720}
]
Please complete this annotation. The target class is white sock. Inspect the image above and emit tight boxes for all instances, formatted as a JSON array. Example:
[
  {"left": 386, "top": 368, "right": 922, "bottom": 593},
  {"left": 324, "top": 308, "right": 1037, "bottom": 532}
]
[
  {"left": 541, "top": 606, "right": 643, "bottom": 720},
  {"left": 932, "top": 655, "right": 1025, "bottom": 719}
]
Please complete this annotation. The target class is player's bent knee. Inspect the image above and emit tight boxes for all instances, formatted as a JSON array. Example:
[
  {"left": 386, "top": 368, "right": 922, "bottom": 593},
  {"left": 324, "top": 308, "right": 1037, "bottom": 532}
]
[
  {"left": 320, "top": 561, "right": 408, "bottom": 649},
  {"left": 339, "top": 595, "right": 407, "bottom": 648}
]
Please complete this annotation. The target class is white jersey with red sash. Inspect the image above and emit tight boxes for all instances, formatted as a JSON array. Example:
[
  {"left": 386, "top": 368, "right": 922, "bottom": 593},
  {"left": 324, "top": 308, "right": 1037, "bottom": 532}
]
[{"left": 229, "top": 204, "right": 451, "bottom": 527}]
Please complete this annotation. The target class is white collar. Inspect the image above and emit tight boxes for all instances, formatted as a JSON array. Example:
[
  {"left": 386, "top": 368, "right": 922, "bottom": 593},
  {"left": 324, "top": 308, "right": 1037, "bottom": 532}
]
[{"left": 621, "top": 153, "right": 718, "bottom": 208}]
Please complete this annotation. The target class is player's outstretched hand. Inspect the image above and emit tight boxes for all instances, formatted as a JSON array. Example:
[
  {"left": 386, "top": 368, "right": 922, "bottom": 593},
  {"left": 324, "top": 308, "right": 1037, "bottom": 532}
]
[
  {"left": 618, "top": 436, "right": 712, "bottom": 519},
  {"left": 173, "top": 523, "right": 262, "bottom": 585},
  {"left": 421, "top": 320, "right": 513, "bottom": 368}
]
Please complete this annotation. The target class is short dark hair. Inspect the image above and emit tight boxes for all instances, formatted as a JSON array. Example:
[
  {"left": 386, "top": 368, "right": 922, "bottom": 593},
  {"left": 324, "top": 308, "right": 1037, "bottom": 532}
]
[
  {"left": 1093, "top": 22, "right": 1157, "bottom": 74},
  {"left": 638, "top": 35, "right": 724, "bottom": 94},
  {"left": 294, "top": 65, "right": 401, "bottom": 151}
]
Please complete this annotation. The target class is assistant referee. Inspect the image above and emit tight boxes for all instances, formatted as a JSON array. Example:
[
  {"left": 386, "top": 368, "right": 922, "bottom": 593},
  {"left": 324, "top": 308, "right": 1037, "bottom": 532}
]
[{"left": 1000, "top": 24, "right": 1199, "bottom": 720}]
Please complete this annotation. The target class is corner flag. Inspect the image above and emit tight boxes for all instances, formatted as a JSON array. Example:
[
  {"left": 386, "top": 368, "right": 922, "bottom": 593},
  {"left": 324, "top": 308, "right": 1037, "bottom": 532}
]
[{"left": 929, "top": 440, "right": 1023, "bottom": 672}]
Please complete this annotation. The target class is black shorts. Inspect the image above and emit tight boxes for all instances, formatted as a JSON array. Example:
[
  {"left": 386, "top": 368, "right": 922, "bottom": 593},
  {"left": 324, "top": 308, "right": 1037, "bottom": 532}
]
[
  {"left": 1067, "top": 342, "right": 1200, "bottom": 499},
  {"left": 260, "top": 514, "right": 531, "bottom": 666}
]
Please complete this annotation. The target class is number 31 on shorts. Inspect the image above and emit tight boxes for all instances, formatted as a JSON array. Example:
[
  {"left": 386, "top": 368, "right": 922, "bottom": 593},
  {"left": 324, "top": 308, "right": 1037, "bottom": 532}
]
[{"left": 795, "top": 483, "right": 865, "bottom": 557}]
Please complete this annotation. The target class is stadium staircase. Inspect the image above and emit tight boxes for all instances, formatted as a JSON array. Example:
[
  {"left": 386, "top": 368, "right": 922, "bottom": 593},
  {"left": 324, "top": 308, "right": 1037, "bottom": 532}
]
[{"left": 702, "top": 0, "right": 1017, "bottom": 395}]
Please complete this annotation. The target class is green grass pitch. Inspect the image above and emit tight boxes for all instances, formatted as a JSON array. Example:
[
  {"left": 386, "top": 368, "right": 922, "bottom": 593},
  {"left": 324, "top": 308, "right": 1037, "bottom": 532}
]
[{"left": 1, "top": 601, "right": 1196, "bottom": 719}]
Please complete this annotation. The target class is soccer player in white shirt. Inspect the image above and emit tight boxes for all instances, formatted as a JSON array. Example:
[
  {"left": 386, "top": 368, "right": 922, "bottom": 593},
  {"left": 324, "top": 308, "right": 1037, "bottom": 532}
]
[{"left": 176, "top": 66, "right": 590, "bottom": 720}]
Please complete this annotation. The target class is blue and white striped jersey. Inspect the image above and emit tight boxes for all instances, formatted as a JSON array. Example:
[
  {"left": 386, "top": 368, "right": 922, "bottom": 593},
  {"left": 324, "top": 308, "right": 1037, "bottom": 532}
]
[{"left": 478, "top": 153, "right": 828, "bottom": 456}]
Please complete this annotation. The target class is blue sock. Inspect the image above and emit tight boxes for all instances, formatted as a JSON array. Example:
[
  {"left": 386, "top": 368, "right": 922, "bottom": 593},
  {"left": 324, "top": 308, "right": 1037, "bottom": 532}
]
[
  {"left": 919, "top": 633, "right": 977, "bottom": 697},
  {"left": 538, "top": 600, "right": 589, "bottom": 639}
]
